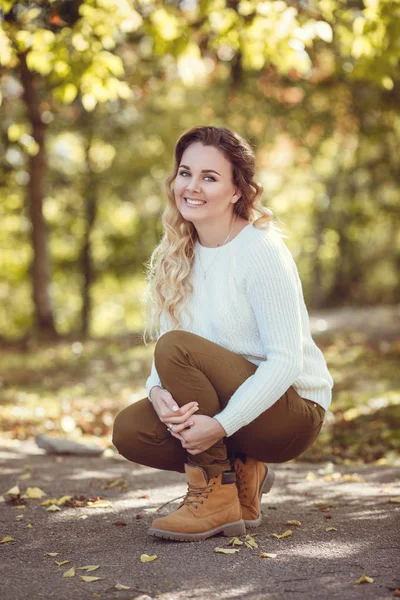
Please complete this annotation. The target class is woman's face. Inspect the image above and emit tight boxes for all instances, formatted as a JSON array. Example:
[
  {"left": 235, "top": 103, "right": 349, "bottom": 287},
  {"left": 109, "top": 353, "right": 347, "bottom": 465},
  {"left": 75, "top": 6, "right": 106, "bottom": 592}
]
[{"left": 174, "top": 142, "right": 238, "bottom": 224}]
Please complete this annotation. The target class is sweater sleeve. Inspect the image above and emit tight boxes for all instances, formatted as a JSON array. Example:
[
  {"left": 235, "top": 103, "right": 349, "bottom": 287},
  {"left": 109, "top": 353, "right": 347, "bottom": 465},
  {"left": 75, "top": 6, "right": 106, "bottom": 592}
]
[{"left": 213, "top": 231, "right": 303, "bottom": 437}]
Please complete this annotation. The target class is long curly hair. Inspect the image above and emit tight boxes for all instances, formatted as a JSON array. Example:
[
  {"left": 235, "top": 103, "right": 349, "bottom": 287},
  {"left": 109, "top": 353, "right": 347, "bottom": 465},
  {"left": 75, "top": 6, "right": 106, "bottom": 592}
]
[{"left": 142, "top": 125, "right": 283, "bottom": 345}]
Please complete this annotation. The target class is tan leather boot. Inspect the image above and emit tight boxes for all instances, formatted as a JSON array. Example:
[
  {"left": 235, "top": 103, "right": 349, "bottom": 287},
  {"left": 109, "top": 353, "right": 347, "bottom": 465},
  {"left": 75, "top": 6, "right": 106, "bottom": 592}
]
[
  {"left": 233, "top": 455, "right": 275, "bottom": 528},
  {"left": 148, "top": 463, "right": 246, "bottom": 541}
]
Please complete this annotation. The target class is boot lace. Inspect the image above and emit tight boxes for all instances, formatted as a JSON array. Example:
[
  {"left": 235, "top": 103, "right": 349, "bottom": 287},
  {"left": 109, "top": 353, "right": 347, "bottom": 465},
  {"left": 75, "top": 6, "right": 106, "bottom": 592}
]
[
  {"left": 155, "top": 480, "right": 217, "bottom": 512},
  {"left": 180, "top": 480, "right": 216, "bottom": 509},
  {"left": 234, "top": 466, "right": 248, "bottom": 500}
]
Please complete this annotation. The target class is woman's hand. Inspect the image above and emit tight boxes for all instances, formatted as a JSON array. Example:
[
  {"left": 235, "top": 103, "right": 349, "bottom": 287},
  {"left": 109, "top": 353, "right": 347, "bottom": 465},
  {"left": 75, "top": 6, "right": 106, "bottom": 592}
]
[
  {"left": 169, "top": 414, "right": 227, "bottom": 455},
  {"left": 151, "top": 388, "right": 199, "bottom": 436}
]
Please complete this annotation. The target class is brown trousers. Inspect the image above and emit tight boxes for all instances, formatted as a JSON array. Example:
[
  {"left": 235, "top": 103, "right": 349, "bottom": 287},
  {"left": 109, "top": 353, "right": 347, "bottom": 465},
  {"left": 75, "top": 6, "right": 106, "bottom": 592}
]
[{"left": 112, "top": 331, "right": 325, "bottom": 478}]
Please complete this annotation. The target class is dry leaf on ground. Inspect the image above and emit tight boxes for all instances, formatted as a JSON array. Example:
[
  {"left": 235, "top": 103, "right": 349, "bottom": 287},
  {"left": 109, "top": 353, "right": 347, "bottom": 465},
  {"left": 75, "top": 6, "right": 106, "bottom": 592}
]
[
  {"left": 58, "top": 496, "right": 73, "bottom": 505},
  {"left": 260, "top": 553, "right": 277, "bottom": 559},
  {"left": 244, "top": 535, "right": 258, "bottom": 549},
  {"left": 56, "top": 560, "right": 70, "bottom": 566},
  {"left": 285, "top": 520, "right": 301, "bottom": 526},
  {"left": 47, "top": 504, "right": 62, "bottom": 512},
  {"left": 0, "top": 536, "right": 15, "bottom": 544},
  {"left": 355, "top": 573, "right": 374, "bottom": 584},
  {"left": 5, "top": 485, "right": 20, "bottom": 496},
  {"left": 44, "top": 552, "right": 59, "bottom": 556},
  {"left": 23, "top": 487, "right": 46, "bottom": 499},
  {"left": 40, "top": 499, "right": 59, "bottom": 506},
  {"left": 104, "top": 478, "right": 127, "bottom": 489},
  {"left": 388, "top": 497, "right": 400, "bottom": 504},
  {"left": 78, "top": 565, "right": 100, "bottom": 572},
  {"left": 115, "top": 583, "right": 131, "bottom": 590},
  {"left": 140, "top": 554, "right": 157, "bottom": 563},
  {"left": 86, "top": 499, "right": 112, "bottom": 508},
  {"left": 215, "top": 547, "right": 240, "bottom": 554},
  {"left": 326, "top": 527, "right": 337, "bottom": 532},
  {"left": 228, "top": 537, "right": 243, "bottom": 546},
  {"left": 80, "top": 576, "right": 104, "bottom": 582},
  {"left": 62, "top": 566, "right": 75, "bottom": 578},
  {"left": 271, "top": 529, "right": 292, "bottom": 539},
  {"left": 26, "top": 523, "right": 33, "bottom": 528}
]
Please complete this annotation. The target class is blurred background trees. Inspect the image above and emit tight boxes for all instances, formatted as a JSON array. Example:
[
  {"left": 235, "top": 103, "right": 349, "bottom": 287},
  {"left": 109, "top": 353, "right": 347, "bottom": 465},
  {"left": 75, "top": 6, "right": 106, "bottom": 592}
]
[{"left": 1, "top": 0, "right": 399, "bottom": 340}]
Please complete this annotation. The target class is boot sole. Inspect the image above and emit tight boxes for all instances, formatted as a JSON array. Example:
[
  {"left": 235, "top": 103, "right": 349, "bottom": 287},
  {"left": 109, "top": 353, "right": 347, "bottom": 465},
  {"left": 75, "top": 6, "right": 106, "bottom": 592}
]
[
  {"left": 148, "top": 519, "right": 246, "bottom": 542},
  {"left": 244, "top": 466, "right": 275, "bottom": 529}
]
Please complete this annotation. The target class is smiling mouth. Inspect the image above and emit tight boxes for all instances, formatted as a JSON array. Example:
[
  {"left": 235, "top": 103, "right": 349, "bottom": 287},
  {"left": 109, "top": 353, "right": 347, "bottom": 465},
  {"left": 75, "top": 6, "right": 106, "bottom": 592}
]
[{"left": 184, "top": 198, "right": 206, "bottom": 206}]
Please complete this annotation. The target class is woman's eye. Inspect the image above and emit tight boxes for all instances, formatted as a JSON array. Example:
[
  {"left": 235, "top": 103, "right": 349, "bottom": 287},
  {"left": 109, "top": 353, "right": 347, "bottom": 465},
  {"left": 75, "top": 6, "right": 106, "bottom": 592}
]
[{"left": 178, "top": 171, "right": 215, "bottom": 182}]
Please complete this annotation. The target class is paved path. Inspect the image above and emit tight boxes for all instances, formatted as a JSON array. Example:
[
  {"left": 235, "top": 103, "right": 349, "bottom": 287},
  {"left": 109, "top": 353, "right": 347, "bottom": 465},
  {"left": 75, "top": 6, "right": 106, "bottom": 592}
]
[{"left": 0, "top": 440, "right": 399, "bottom": 600}]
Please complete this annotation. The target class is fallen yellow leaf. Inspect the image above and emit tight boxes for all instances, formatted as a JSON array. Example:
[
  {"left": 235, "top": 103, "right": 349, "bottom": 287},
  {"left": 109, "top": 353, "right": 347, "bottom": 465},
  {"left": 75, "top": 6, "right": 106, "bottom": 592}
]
[
  {"left": 44, "top": 552, "right": 59, "bottom": 556},
  {"left": 40, "top": 498, "right": 59, "bottom": 506},
  {"left": 5, "top": 485, "right": 20, "bottom": 496},
  {"left": 62, "top": 566, "right": 75, "bottom": 578},
  {"left": 12, "top": 505, "right": 25, "bottom": 510},
  {"left": 23, "top": 487, "right": 46, "bottom": 499},
  {"left": 388, "top": 497, "right": 400, "bottom": 504},
  {"left": 57, "top": 496, "right": 72, "bottom": 505},
  {"left": 285, "top": 520, "right": 301, "bottom": 526},
  {"left": 271, "top": 529, "right": 292, "bottom": 539},
  {"left": 0, "top": 495, "right": 5, "bottom": 503},
  {"left": 140, "top": 554, "right": 158, "bottom": 562},
  {"left": 228, "top": 537, "right": 243, "bottom": 547},
  {"left": 260, "top": 552, "right": 277, "bottom": 559},
  {"left": 105, "top": 479, "right": 126, "bottom": 489},
  {"left": 80, "top": 576, "right": 104, "bottom": 582},
  {"left": 342, "top": 474, "right": 365, "bottom": 482},
  {"left": 0, "top": 536, "right": 15, "bottom": 544},
  {"left": 214, "top": 547, "right": 240, "bottom": 554},
  {"left": 47, "top": 504, "right": 61, "bottom": 512},
  {"left": 78, "top": 515, "right": 88, "bottom": 520},
  {"left": 86, "top": 500, "right": 112, "bottom": 509},
  {"left": 325, "top": 527, "right": 337, "bottom": 532},
  {"left": 355, "top": 573, "right": 374, "bottom": 584},
  {"left": 244, "top": 535, "right": 258, "bottom": 548},
  {"left": 115, "top": 583, "right": 131, "bottom": 590},
  {"left": 305, "top": 472, "right": 316, "bottom": 481},
  {"left": 26, "top": 524, "right": 33, "bottom": 529},
  {"left": 15, "top": 515, "right": 24, "bottom": 521},
  {"left": 19, "top": 473, "right": 32, "bottom": 480},
  {"left": 77, "top": 565, "right": 100, "bottom": 572},
  {"left": 56, "top": 560, "right": 70, "bottom": 566}
]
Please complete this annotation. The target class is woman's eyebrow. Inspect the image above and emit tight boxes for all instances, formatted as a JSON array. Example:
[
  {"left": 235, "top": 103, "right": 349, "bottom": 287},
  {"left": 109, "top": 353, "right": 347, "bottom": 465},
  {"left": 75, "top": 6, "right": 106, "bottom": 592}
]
[{"left": 179, "top": 164, "right": 221, "bottom": 176}]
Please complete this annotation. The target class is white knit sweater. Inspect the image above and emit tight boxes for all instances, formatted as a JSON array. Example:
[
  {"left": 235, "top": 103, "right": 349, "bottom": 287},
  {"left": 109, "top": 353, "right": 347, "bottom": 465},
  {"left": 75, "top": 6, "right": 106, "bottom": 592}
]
[{"left": 145, "top": 222, "right": 334, "bottom": 437}]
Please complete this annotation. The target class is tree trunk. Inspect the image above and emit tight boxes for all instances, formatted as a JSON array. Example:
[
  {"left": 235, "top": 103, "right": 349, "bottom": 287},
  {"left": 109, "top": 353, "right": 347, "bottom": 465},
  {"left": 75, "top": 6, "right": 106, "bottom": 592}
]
[
  {"left": 19, "top": 52, "right": 57, "bottom": 337},
  {"left": 81, "top": 127, "right": 98, "bottom": 337}
]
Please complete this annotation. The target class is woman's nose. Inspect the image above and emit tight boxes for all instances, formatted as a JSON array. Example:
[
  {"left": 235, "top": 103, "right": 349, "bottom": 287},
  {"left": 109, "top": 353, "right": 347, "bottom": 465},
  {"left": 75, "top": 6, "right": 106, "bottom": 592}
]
[{"left": 185, "top": 177, "right": 201, "bottom": 193}]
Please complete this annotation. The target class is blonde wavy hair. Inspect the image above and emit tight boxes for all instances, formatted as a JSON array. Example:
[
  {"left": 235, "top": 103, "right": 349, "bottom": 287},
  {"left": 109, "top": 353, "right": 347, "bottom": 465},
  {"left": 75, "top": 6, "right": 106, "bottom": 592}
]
[{"left": 142, "top": 125, "right": 284, "bottom": 345}]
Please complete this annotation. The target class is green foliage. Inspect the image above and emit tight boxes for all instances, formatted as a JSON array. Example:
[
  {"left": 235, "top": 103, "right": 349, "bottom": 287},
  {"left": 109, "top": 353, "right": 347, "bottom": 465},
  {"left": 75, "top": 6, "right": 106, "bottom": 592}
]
[{"left": 0, "top": 0, "right": 399, "bottom": 338}]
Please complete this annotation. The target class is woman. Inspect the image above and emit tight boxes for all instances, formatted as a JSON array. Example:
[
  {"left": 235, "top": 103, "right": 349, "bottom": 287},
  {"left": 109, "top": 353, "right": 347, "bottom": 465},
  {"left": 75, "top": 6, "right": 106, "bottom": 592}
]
[{"left": 112, "top": 126, "right": 333, "bottom": 542}]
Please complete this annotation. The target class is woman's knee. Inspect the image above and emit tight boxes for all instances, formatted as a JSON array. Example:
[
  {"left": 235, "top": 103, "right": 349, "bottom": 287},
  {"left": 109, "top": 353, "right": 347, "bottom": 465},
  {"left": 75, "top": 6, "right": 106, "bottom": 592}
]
[
  {"left": 112, "top": 407, "right": 131, "bottom": 454},
  {"left": 155, "top": 330, "right": 194, "bottom": 363}
]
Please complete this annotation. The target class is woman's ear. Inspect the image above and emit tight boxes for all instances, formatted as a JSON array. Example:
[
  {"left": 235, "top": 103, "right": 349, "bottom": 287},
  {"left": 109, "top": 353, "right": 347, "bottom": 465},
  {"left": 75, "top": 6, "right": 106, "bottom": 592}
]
[{"left": 232, "top": 189, "right": 242, "bottom": 203}]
